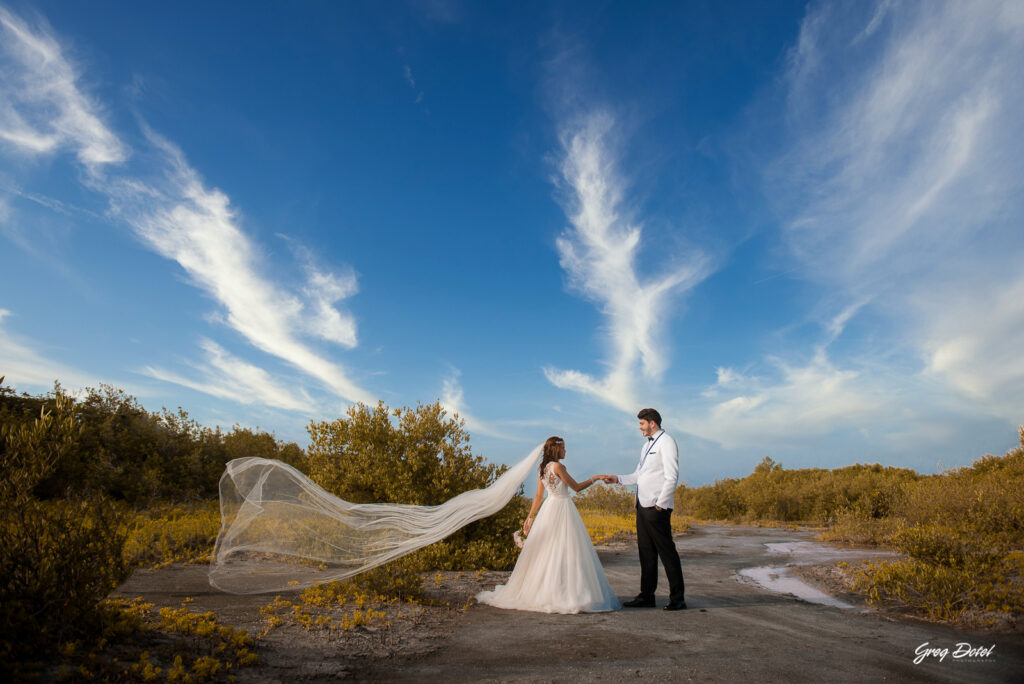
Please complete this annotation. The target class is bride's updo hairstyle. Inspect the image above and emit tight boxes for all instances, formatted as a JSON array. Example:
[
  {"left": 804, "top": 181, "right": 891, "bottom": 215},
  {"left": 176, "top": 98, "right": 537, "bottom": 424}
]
[{"left": 539, "top": 436, "right": 565, "bottom": 476}]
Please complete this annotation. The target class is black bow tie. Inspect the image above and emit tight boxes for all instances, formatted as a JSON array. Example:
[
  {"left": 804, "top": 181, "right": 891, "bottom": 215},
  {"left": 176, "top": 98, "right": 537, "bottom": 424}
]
[{"left": 647, "top": 436, "right": 654, "bottom": 441}]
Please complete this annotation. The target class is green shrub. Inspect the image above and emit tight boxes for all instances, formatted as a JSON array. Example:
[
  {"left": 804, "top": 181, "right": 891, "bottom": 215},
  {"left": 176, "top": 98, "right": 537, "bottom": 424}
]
[
  {"left": 306, "top": 401, "right": 527, "bottom": 572},
  {"left": 0, "top": 390, "right": 132, "bottom": 675},
  {"left": 124, "top": 501, "right": 222, "bottom": 568},
  {"left": 0, "top": 380, "right": 308, "bottom": 505},
  {"left": 663, "top": 423, "right": 1024, "bottom": 625},
  {"left": 848, "top": 428, "right": 1024, "bottom": 624},
  {"left": 343, "top": 555, "right": 426, "bottom": 602},
  {"left": 574, "top": 483, "right": 636, "bottom": 516},
  {"left": 676, "top": 459, "right": 920, "bottom": 523}
]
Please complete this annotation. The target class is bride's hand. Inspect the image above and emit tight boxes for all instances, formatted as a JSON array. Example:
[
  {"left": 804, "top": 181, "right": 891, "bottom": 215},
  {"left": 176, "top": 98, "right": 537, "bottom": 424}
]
[{"left": 523, "top": 517, "right": 533, "bottom": 534}]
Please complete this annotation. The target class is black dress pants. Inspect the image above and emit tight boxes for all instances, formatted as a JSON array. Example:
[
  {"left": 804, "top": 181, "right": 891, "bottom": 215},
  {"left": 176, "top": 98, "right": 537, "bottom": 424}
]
[{"left": 635, "top": 502, "right": 685, "bottom": 603}]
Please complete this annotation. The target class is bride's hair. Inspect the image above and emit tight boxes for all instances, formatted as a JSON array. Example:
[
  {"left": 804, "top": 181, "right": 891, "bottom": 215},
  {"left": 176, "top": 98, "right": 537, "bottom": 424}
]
[{"left": 539, "top": 436, "right": 565, "bottom": 477}]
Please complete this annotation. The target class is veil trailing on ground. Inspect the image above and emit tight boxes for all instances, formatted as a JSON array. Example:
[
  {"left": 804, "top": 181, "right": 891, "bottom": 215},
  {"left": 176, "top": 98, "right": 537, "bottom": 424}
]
[{"left": 208, "top": 444, "right": 543, "bottom": 594}]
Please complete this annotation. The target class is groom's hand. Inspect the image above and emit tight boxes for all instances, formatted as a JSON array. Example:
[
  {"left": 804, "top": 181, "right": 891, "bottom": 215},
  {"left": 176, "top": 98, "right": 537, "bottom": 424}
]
[{"left": 601, "top": 475, "right": 618, "bottom": 484}]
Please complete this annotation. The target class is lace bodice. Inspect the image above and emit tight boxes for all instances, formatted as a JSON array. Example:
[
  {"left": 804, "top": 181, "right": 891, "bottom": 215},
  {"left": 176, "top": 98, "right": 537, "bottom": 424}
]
[{"left": 543, "top": 462, "right": 570, "bottom": 498}]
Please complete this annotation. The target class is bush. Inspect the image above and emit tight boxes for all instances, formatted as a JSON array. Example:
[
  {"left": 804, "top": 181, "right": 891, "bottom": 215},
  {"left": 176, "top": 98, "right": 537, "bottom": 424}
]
[
  {"left": 675, "top": 459, "right": 920, "bottom": 523},
  {"left": 0, "top": 380, "right": 308, "bottom": 505},
  {"left": 306, "top": 401, "right": 528, "bottom": 572},
  {"left": 42, "top": 596, "right": 260, "bottom": 681},
  {"left": 0, "top": 389, "right": 132, "bottom": 675},
  {"left": 574, "top": 483, "right": 636, "bottom": 516},
  {"left": 124, "top": 501, "right": 222, "bottom": 568},
  {"left": 848, "top": 428, "right": 1024, "bottom": 624},
  {"left": 661, "top": 424, "right": 1024, "bottom": 625}
]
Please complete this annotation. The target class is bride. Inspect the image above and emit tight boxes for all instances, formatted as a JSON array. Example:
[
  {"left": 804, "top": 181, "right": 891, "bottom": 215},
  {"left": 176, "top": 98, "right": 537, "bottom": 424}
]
[{"left": 476, "top": 436, "right": 622, "bottom": 613}]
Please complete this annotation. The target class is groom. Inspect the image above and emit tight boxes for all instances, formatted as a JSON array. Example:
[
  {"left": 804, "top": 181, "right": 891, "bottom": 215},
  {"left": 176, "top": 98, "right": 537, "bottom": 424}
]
[{"left": 601, "top": 408, "right": 686, "bottom": 611}]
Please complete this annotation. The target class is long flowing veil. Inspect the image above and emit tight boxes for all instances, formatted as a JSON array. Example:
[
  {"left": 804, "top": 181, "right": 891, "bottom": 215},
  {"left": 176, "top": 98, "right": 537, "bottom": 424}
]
[{"left": 208, "top": 444, "right": 543, "bottom": 594}]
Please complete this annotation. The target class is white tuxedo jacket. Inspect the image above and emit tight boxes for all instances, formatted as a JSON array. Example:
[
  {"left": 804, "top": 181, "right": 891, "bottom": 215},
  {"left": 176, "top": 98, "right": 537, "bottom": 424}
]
[{"left": 617, "top": 429, "right": 679, "bottom": 510}]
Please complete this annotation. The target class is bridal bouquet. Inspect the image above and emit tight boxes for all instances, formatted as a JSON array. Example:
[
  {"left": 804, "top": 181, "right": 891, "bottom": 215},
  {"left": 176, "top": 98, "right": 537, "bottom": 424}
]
[{"left": 513, "top": 528, "right": 528, "bottom": 549}]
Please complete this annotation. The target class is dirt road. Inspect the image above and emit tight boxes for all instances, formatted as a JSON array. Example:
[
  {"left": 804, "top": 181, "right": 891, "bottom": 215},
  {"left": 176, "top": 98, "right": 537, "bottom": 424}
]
[
  {"left": 357, "top": 524, "right": 1023, "bottom": 682},
  {"left": 118, "top": 524, "right": 1024, "bottom": 682}
]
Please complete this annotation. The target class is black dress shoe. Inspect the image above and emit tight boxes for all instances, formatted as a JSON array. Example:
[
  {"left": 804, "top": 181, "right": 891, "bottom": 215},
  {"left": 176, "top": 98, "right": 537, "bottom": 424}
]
[
  {"left": 623, "top": 597, "right": 656, "bottom": 608},
  {"left": 663, "top": 600, "right": 688, "bottom": 611}
]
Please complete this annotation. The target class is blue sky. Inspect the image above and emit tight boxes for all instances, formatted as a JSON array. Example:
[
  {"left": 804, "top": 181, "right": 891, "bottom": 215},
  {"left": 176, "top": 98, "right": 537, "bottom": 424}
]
[{"left": 2, "top": 1, "right": 1022, "bottom": 486}]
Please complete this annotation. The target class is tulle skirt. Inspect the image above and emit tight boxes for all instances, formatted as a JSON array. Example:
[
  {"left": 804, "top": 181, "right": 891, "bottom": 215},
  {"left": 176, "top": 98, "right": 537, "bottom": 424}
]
[{"left": 476, "top": 495, "right": 622, "bottom": 614}]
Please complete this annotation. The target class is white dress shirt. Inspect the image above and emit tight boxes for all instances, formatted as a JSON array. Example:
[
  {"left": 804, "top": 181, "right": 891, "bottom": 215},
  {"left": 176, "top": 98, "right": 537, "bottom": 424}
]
[{"left": 617, "top": 429, "right": 679, "bottom": 510}]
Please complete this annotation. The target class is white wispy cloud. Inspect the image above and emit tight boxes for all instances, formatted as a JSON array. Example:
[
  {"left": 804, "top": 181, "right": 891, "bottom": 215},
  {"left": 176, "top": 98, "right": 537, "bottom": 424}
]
[
  {"left": 919, "top": 276, "right": 1024, "bottom": 420},
  {"left": 439, "top": 367, "right": 521, "bottom": 441},
  {"left": 0, "top": 7, "right": 127, "bottom": 167},
  {"left": 690, "top": 0, "right": 1024, "bottom": 450},
  {"left": 400, "top": 60, "right": 424, "bottom": 104},
  {"left": 684, "top": 301, "right": 891, "bottom": 450},
  {"left": 774, "top": 0, "right": 1024, "bottom": 415},
  {"left": 544, "top": 112, "right": 710, "bottom": 412},
  {"left": 293, "top": 242, "right": 359, "bottom": 348},
  {"left": 0, "top": 6, "right": 375, "bottom": 410},
  {"left": 109, "top": 130, "right": 373, "bottom": 405},
  {"left": 684, "top": 351, "right": 882, "bottom": 451},
  {"left": 143, "top": 338, "right": 316, "bottom": 412}
]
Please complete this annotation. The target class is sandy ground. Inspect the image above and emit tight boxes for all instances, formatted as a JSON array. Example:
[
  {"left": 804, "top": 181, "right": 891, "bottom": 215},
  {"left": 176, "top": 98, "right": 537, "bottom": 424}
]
[{"left": 116, "top": 524, "right": 1024, "bottom": 682}]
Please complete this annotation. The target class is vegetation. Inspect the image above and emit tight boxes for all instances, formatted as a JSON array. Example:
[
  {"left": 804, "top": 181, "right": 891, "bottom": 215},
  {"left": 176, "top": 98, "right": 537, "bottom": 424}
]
[
  {"left": 1, "top": 387, "right": 133, "bottom": 677},
  {"left": 259, "top": 575, "right": 407, "bottom": 637},
  {"left": 124, "top": 502, "right": 222, "bottom": 569},
  {"left": 3, "top": 372, "right": 1020, "bottom": 677},
  {"left": 0, "top": 380, "right": 527, "bottom": 677},
  {"left": 574, "top": 485, "right": 690, "bottom": 544},
  {"left": 306, "top": 400, "right": 528, "bottom": 573},
  {"left": 676, "top": 456, "right": 920, "bottom": 523},
  {"left": 675, "top": 434, "right": 1024, "bottom": 625},
  {"left": 50, "top": 596, "right": 259, "bottom": 681},
  {"left": 0, "top": 379, "right": 302, "bottom": 679},
  {"left": 835, "top": 429, "right": 1024, "bottom": 624},
  {"left": 0, "top": 381, "right": 306, "bottom": 505}
]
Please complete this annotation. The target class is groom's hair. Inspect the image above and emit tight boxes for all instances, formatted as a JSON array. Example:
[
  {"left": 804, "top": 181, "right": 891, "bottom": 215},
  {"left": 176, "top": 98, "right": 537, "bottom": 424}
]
[{"left": 637, "top": 408, "right": 662, "bottom": 427}]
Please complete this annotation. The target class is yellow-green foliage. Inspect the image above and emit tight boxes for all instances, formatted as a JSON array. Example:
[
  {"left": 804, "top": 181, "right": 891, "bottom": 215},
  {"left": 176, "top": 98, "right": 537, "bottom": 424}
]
[
  {"left": 578, "top": 508, "right": 691, "bottom": 544},
  {"left": 576, "top": 509, "right": 634, "bottom": 544},
  {"left": 1, "top": 389, "right": 132, "bottom": 675},
  {"left": 575, "top": 483, "right": 636, "bottom": 516},
  {"left": 50, "top": 596, "right": 259, "bottom": 681},
  {"left": 307, "top": 401, "right": 528, "bottom": 572},
  {"left": 0, "top": 381, "right": 306, "bottom": 505},
  {"left": 660, "top": 427, "right": 1024, "bottom": 624},
  {"left": 843, "top": 428, "right": 1024, "bottom": 624},
  {"left": 574, "top": 486, "right": 690, "bottom": 544},
  {"left": 124, "top": 502, "right": 221, "bottom": 568},
  {"left": 343, "top": 555, "right": 426, "bottom": 602},
  {"left": 678, "top": 456, "right": 920, "bottom": 523},
  {"left": 259, "top": 577, "right": 394, "bottom": 635}
]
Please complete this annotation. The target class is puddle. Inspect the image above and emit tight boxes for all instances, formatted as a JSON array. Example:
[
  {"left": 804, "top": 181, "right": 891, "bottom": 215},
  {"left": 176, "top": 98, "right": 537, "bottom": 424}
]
[
  {"left": 735, "top": 540, "right": 896, "bottom": 609},
  {"left": 736, "top": 566, "right": 855, "bottom": 609}
]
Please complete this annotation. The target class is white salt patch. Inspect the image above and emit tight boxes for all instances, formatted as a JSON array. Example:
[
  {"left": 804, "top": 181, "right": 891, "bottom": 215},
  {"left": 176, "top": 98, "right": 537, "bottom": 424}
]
[
  {"left": 764, "top": 541, "right": 892, "bottom": 560},
  {"left": 765, "top": 542, "right": 820, "bottom": 555},
  {"left": 737, "top": 566, "right": 855, "bottom": 609}
]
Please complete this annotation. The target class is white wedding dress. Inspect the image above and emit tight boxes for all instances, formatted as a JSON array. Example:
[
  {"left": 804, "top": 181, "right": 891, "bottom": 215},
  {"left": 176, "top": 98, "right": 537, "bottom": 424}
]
[{"left": 476, "top": 462, "right": 622, "bottom": 614}]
